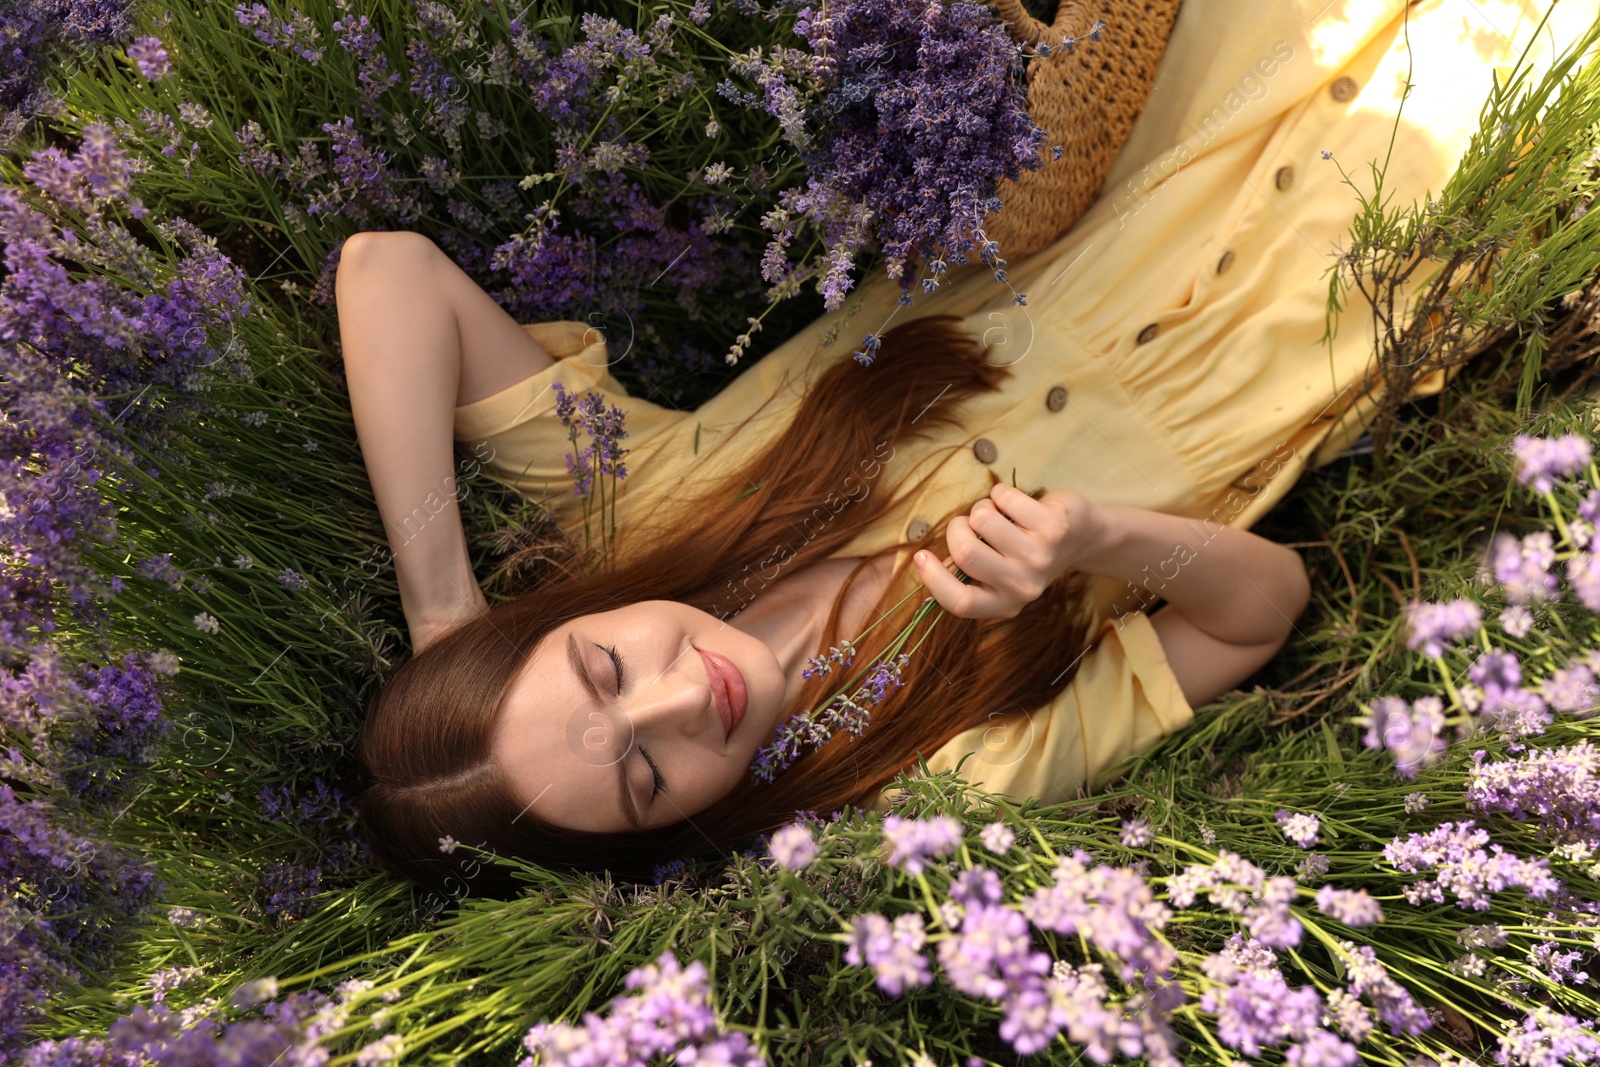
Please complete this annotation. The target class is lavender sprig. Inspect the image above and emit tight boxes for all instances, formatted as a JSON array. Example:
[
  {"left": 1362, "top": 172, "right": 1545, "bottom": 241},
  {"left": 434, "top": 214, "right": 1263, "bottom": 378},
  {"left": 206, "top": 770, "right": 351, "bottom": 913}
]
[
  {"left": 552, "top": 381, "right": 629, "bottom": 568},
  {"left": 751, "top": 475, "right": 1024, "bottom": 784}
]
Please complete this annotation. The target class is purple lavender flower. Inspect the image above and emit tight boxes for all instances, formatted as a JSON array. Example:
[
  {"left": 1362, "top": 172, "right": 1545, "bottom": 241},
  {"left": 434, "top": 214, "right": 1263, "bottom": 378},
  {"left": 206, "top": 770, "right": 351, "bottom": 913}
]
[
  {"left": 1489, "top": 531, "right": 1560, "bottom": 604},
  {"left": 1469, "top": 648, "right": 1522, "bottom": 693},
  {"left": 1321, "top": 988, "right": 1374, "bottom": 1044},
  {"left": 801, "top": 639, "right": 856, "bottom": 680},
  {"left": 1313, "top": 886, "right": 1384, "bottom": 926},
  {"left": 1361, "top": 695, "right": 1447, "bottom": 778},
  {"left": 61, "top": 651, "right": 173, "bottom": 805},
  {"left": 0, "top": 782, "right": 161, "bottom": 992},
  {"left": 1498, "top": 604, "right": 1535, "bottom": 636},
  {"left": 1403, "top": 598, "right": 1482, "bottom": 657},
  {"left": 1121, "top": 818, "right": 1152, "bottom": 848},
  {"left": 3, "top": 135, "right": 256, "bottom": 661},
  {"left": 103, "top": 988, "right": 346, "bottom": 1065},
  {"left": 551, "top": 382, "right": 631, "bottom": 499},
  {"left": 21, "top": 121, "right": 148, "bottom": 220},
  {"left": 317, "top": 116, "right": 424, "bottom": 227},
  {"left": 1541, "top": 661, "right": 1600, "bottom": 714},
  {"left": 356, "top": 1034, "right": 404, "bottom": 1065},
  {"left": 407, "top": 38, "right": 468, "bottom": 147},
  {"left": 980, "top": 821, "right": 1015, "bottom": 855},
  {"left": 843, "top": 911, "right": 933, "bottom": 995},
  {"left": 1383, "top": 819, "right": 1561, "bottom": 910},
  {"left": 1244, "top": 875, "right": 1303, "bottom": 949},
  {"left": 752, "top": 652, "right": 909, "bottom": 783},
  {"left": 936, "top": 901, "right": 1049, "bottom": 1000},
  {"left": 257, "top": 778, "right": 355, "bottom": 828},
  {"left": 730, "top": 0, "right": 1045, "bottom": 311},
  {"left": 520, "top": 951, "right": 760, "bottom": 1066},
  {"left": 1295, "top": 853, "right": 1330, "bottom": 881},
  {"left": 1511, "top": 432, "right": 1593, "bottom": 493},
  {"left": 235, "top": 3, "right": 323, "bottom": 63},
  {"left": 1, "top": 1, "right": 130, "bottom": 147},
  {"left": 1403, "top": 791, "right": 1429, "bottom": 813},
  {"left": 1466, "top": 741, "right": 1600, "bottom": 849},
  {"left": 1458, "top": 922, "right": 1510, "bottom": 949},
  {"left": 1019, "top": 849, "right": 1178, "bottom": 984},
  {"left": 1198, "top": 951, "right": 1335, "bottom": 1059},
  {"left": 767, "top": 821, "right": 819, "bottom": 870},
  {"left": 1496, "top": 1006, "right": 1600, "bottom": 1067},
  {"left": 148, "top": 965, "right": 203, "bottom": 1004},
  {"left": 331, "top": 13, "right": 400, "bottom": 121},
  {"left": 880, "top": 814, "right": 962, "bottom": 875},
  {"left": 1275, "top": 809, "right": 1321, "bottom": 848},
  {"left": 1527, "top": 940, "right": 1590, "bottom": 985},
  {"left": 260, "top": 863, "right": 324, "bottom": 919},
  {"left": 1336, "top": 941, "right": 1432, "bottom": 1037},
  {"left": 126, "top": 36, "right": 171, "bottom": 79},
  {"left": 1478, "top": 684, "right": 1552, "bottom": 742},
  {"left": 949, "top": 866, "right": 1004, "bottom": 908},
  {"left": 1567, "top": 550, "right": 1600, "bottom": 612}
]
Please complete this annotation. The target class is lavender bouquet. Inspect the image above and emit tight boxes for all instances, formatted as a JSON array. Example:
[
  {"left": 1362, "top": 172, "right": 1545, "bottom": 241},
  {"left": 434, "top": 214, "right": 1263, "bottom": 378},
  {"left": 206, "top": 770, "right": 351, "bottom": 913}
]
[{"left": 719, "top": 0, "right": 1057, "bottom": 364}]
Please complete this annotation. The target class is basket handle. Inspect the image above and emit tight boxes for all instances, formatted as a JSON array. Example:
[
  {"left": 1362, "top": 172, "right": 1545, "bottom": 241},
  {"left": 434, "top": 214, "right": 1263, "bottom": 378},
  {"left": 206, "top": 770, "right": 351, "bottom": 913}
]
[{"left": 992, "top": 0, "right": 1092, "bottom": 49}]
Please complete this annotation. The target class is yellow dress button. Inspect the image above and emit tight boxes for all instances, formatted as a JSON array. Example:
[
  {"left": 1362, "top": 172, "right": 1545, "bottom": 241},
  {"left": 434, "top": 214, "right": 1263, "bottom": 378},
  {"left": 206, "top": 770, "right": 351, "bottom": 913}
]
[
  {"left": 1275, "top": 165, "right": 1295, "bottom": 191},
  {"left": 1136, "top": 323, "right": 1160, "bottom": 345},
  {"left": 1046, "top": 385, "right": 1068, "bottom": 412},
  {"left": 973, "top": 438, "right": 998, "bottom": 464},
  {"left": 1330, "top": 75, "right": 1358, "bottom": 102},
  {"left": 906, "top": 519, "right": 931, "bottom": 541},
  {"left": 1216, "top": 249, "right": 1235, "bottom": 274}
]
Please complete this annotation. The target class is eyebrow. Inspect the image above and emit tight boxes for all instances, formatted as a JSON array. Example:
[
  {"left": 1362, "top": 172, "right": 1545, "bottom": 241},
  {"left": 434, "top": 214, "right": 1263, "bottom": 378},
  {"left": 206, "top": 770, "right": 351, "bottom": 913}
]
[{"left": 567, "top": 631, "right": 640, "bottom": 829}]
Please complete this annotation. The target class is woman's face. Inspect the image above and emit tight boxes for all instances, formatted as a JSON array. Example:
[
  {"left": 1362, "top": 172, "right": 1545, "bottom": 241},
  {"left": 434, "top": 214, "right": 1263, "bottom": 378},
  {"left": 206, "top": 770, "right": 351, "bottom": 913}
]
[{"left": 490, "top": 600, "right": 788, "bottom": 832}]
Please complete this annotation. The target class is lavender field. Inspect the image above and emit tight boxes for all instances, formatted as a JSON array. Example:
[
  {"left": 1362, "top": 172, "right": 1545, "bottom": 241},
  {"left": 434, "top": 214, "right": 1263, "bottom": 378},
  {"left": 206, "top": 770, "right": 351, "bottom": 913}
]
[{"left": 4, "top": 0, "right": 1600, "bottom": 1064}]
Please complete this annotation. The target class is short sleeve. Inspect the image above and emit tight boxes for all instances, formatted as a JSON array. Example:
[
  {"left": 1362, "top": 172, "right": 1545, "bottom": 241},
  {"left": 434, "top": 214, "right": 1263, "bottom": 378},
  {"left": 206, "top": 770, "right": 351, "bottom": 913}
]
[
  {"left": 452, "top": 321, "right": 688, "bottom": 512},
  {"left": 868, "top": 610, "right": 1195, "bottom": 814}
]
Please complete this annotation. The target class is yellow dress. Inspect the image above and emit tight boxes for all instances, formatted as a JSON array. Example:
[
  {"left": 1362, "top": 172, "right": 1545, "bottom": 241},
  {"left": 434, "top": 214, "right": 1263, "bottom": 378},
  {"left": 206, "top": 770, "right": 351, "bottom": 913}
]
[{"left": 454, "top": 0, "right": 1600, "bottom": 813}]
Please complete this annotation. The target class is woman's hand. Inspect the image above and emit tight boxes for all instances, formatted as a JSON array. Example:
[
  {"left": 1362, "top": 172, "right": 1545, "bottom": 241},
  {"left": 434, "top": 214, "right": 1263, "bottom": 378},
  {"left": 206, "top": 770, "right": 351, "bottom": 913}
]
[{"left": 912, "top": 483, "right": 1107, "bottom": 620}]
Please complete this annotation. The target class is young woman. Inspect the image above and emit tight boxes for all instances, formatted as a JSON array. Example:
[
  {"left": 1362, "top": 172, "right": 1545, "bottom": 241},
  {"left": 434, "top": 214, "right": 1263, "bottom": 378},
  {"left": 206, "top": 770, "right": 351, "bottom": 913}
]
[{"left": 337, "top": 0, "right": 1597, "bottom": 897}]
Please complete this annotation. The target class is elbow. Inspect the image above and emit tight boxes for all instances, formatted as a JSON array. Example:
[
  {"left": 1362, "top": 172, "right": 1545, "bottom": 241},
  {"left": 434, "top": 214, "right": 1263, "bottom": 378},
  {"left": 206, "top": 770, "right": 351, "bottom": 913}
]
[{"left": 1278, "top": 549, "right": 1312, "bottom": 637}]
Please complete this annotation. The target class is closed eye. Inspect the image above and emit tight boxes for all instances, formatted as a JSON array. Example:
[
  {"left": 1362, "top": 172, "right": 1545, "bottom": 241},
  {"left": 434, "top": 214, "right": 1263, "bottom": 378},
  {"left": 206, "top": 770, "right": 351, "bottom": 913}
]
[
  {"left": 642, "top": 746, "right": 664, "bottom": 801},
  {"left": 602, "top": 644, "right": 662, "bottom": 801},
  {"left": 605, "top": 644, "right": 624, "bottom": 694}
]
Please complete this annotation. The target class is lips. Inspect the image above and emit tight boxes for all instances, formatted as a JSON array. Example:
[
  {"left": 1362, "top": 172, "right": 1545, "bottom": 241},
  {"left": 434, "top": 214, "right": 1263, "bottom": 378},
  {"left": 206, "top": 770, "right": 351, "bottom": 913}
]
[{"left": 697, "top": 646, "right": 747, "bottom": 742}]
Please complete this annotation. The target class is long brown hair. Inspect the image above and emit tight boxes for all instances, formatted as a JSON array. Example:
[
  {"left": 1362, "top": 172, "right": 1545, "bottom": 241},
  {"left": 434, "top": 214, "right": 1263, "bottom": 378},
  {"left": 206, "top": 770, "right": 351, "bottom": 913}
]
[{"left": 356, "top": 315, "right": 1095, "bottom": 898}]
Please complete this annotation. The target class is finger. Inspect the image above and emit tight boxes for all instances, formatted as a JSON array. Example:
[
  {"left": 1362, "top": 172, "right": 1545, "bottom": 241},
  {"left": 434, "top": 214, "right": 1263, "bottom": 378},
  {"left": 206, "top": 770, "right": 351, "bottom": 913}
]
[
  {"left": 914, "top": 550, "right": 985, "bottom": 618},
  {"left": 915, "top": 541, "right": 1010, "bottom": 620},
  {"left": 957, "top": 509, "right": 1040, "bottom": 606},
  {"left": 990, "top": 482, "right": 1050, "bottom": 532},
  {"left": 971, "top": 497, "right": 1030, "bottom": 557},
  {"left": 946, "top": 514, "right": 1008, "bottom": 592}
]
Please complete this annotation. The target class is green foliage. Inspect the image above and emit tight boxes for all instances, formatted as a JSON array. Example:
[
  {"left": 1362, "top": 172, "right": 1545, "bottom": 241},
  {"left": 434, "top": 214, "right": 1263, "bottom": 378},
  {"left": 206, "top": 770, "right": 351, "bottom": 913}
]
[{"left": 1320, "top": 6, "right": 1600, "bottom": 458}]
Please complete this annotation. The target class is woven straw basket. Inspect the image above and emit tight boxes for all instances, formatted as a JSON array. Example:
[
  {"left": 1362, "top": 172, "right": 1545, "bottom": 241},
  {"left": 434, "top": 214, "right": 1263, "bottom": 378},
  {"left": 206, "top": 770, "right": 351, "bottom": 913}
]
[{"left": 980, "top": 0, "right": 1186, "bottom": 261}]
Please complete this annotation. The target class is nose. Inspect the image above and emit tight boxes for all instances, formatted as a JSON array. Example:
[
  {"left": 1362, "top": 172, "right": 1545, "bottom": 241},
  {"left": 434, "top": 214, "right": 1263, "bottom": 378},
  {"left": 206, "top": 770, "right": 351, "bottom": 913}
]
[{"left": 619, "top": 648, "right": 714, "bottom": 739}]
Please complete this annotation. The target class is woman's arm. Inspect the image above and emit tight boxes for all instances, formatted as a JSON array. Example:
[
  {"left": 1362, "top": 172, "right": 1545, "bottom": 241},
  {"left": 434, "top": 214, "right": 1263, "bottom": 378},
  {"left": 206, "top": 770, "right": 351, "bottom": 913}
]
[
  {"left": 1073, "top": 502, "right": 1312, "bottom": 707},
  {"left": 916, "top": 486, "right": 1308, "bottom": 707},
  {"left": 335, "top": 230, "right": 554, "bottom": 651}
]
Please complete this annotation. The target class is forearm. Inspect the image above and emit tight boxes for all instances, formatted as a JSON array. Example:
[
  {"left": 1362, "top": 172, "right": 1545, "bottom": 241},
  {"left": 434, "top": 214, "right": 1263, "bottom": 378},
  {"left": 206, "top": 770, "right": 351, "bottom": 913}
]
[
  {"left": 336, "top": 238, "right": 487, "bottom": 637},
  {"left": 1076, "top": 502, "right": 1309, "bottom": 647}
]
